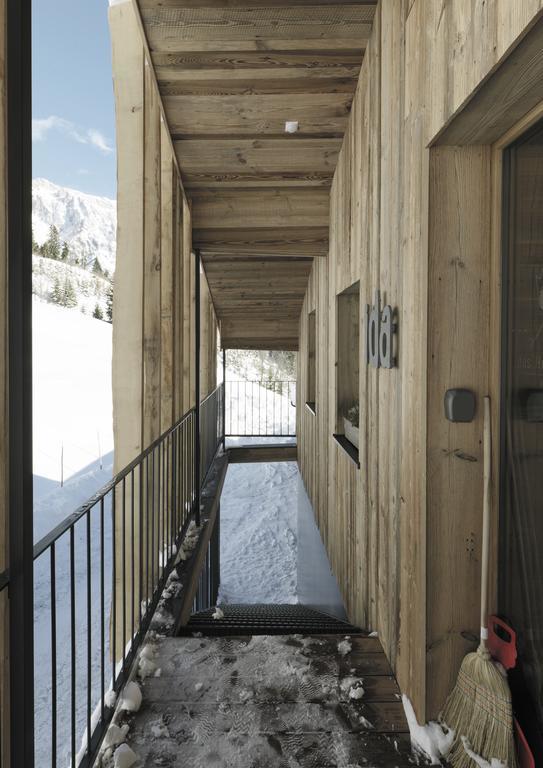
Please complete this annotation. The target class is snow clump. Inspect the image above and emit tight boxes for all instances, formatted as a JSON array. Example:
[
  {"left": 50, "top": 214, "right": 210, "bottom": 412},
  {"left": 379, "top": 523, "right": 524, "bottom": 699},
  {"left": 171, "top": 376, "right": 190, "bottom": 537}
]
[
  {"left": 119, "top": 682, "right": 142, "bottom": 713},
  {"left": 212, "top": 606, "right": 224, "bottom": 620},
  {"left": 113, "top": 743, "right": 138, "bottom": 768},
  {"left": 402, "top": 695, "right": 454, "bottom": 765},
  {"left": 461, "top": 737, "right": 508, "bottom": 768},
  {"left": 337, "top": 636, "right": 352, "bottom": 656}
]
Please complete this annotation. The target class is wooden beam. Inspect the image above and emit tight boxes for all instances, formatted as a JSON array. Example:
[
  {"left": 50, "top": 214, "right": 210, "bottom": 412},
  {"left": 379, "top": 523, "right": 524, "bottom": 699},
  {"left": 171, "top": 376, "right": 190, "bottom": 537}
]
[
  {"left": 159, "top": 78, "right": 358, "bottom": 96},
  {"left": 163, "top": 93, "right": 351, "bottom": 136},
  {"left": 175, "top": 137, "right": 341, "bottom": 173},
  {"left": 228, "top": 445, "right": 298, "bottom": 463},
  {"left": 222, "top": 336, "right": 299, "bottom": 350},
  {"left": 194, "top": 226, "right": 329, "bottom": 256},
  {"left": 139, "top": 7, "right": 374, "bottom": 48},
  {"left": 151, "top": 51, "right": 364, "bottom": 69},
  {"left": 140, "top": 0, "right": 377, "bottom": 8},
  {"left": 191, "top": 189, "right": 329, "bottom": 229}
]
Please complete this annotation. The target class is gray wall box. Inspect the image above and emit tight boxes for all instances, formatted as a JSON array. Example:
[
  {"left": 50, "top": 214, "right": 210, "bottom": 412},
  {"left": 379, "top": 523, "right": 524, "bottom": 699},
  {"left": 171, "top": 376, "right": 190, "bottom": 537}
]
[{"left": 444, "top": 389, "right": 476, "bottom": 423}]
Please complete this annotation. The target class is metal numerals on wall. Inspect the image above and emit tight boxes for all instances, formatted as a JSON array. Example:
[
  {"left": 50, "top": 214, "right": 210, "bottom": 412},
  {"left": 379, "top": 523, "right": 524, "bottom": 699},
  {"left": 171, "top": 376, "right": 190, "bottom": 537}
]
[{"left": 365, "top": 290, "right": 397, "bottom": 369}]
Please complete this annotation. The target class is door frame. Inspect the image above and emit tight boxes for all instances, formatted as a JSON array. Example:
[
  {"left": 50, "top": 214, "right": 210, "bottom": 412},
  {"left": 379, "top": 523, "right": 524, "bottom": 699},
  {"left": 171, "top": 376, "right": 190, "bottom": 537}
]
[{"left": 5, "top": 0, "right": 34, "bottom": 766}]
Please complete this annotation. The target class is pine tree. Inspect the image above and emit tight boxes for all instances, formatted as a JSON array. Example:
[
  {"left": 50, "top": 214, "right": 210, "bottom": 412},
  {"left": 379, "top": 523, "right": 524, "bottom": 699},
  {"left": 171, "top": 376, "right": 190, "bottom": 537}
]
[
  {"left": 106, "top": 283, "right": 113, "bottom": 323},
  {"left": 93, "top": 304, "right": 104, "bottom": 321},
  {"left": 93, "top": 258, "right": 105, "bottom": 277},
  {"left": 63, "top": 278, "right": 77, "bottom": 308},
  {"left": 32, "top": 228, "right": 39, "bottom": 254},
  {"left": 48, "top": 225, "right": 61, "bottom": 260},
  {"left": 60, "top": 241, "right": 69, "bottom": 261},
  {"left": 51, "top": 277, "right": 63, "bottom": 305}
]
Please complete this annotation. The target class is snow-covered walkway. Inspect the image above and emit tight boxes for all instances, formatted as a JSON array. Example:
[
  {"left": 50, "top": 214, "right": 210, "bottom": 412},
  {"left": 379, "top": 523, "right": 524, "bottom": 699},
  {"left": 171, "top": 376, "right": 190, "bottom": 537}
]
[
  {"left": 111, "top": 632, "right": 415, "bottom": 767},
  {"left": 217, "top": 461, "right": 346, "bottom": 617}
]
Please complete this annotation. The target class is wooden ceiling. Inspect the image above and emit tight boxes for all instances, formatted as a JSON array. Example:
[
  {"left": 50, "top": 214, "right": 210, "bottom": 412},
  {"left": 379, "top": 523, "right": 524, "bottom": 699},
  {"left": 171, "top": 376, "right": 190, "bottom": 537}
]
[{"left": 136, "top": 0, "right": 376, "bottom": 349}]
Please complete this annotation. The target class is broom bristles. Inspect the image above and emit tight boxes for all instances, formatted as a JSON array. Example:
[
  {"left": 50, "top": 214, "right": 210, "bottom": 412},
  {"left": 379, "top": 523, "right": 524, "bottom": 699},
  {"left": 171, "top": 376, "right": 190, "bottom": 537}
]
[{"left": 440, "top": 647, "right": 517, "bottom": 768}]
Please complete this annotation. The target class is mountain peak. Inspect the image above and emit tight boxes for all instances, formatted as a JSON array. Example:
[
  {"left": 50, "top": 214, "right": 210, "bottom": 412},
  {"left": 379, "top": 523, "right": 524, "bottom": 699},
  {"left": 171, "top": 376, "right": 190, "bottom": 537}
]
[{"left": 32, "top": 178, "right": 117, "bottom": 274}]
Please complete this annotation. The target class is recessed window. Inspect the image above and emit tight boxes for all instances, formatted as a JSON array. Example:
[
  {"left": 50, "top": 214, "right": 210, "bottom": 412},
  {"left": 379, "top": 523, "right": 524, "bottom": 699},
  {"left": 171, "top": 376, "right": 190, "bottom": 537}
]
[
  {"left": 306, "top": 310, "right": 316, "bottom": 414},
  {"left": 334, "top": 281, "right": 360, "bottom": 467}
]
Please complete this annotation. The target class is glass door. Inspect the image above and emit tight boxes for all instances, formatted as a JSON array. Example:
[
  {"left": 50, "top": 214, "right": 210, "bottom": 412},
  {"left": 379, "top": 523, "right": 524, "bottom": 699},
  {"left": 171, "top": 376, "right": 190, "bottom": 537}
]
[{"left": 501, "top": 119, "right": 543, "bottom": 761}]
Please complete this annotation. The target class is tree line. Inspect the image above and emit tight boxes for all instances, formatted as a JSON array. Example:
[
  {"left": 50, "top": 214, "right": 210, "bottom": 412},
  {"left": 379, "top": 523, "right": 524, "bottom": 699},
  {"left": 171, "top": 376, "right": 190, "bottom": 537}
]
[{"left": 33, "top": 224, "right": 113, "bottom": 322}]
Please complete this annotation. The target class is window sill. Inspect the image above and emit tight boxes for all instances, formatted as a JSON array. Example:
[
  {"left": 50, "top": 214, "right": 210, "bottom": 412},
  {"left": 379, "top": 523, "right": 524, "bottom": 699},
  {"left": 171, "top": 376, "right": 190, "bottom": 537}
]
[
  {"left": 305, "top": 401, "right": 316, "bottom": 415},
  {"left": 333, "top": 434, "right": 360, "bottom": 468}
]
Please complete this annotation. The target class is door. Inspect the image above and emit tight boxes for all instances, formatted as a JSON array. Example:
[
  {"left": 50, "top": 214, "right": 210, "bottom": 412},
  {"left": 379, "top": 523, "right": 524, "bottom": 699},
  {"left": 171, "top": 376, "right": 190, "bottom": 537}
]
[{"left": 501, "top": 120, "right": 543, "bottom": 760}]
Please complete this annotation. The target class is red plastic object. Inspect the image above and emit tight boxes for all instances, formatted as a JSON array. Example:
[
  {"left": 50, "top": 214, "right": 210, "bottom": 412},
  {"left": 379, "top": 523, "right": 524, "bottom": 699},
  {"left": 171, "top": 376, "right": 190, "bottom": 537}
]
[
  {"left": 487, "top": 614, "right": 517, "bottom": 670},
  {"left": 487, "top": 615, "right": 534, "bottom": 767},
  {"left": 514, "top": 720, "right": 535, "bottom": 768}
]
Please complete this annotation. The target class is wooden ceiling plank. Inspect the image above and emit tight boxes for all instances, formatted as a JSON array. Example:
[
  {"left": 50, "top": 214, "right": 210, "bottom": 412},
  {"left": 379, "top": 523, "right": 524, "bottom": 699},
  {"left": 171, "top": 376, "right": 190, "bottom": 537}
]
[
  {"left": 159, "top": 76, "right": 357, "bottom": 95},
  {"left": 191, "top": 188, "right": 329, "bottom": 229},
  {"left": 140, "top": 0, "right": 377, "bottom": 9},
  {"left": 146, "top": 38, "right": 366, "bottom": 53},
  {"left": 174, "top": 140, "right": 342, "bottom": 172},
  {"left": 163, "top": 93, "right": 351, "bottom": 135},
  {"left": 151, "top": 51, "right": 364, "bottom": 68},
  {"left": 155, "top": 64, "right": 361, "bottom": 80},
  {"left": 183, "top": 173, "right": 334, "bottom": 188}
]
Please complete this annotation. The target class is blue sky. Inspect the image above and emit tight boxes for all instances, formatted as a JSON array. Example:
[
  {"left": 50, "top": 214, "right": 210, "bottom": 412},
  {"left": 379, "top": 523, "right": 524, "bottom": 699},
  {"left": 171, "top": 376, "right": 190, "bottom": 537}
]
[{"left": 32, "top": 0, "right": 116, "bottom": 199}]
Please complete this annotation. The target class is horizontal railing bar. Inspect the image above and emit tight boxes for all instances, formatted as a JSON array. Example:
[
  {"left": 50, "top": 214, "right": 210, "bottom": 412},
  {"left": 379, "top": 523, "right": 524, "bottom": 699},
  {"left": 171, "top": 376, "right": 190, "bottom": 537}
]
[
  {"left": 33, "top": 405, "right": 200, "bottom": 559},
  {"left": 225, "top": 434, "right": 296, "bottom": 438}
]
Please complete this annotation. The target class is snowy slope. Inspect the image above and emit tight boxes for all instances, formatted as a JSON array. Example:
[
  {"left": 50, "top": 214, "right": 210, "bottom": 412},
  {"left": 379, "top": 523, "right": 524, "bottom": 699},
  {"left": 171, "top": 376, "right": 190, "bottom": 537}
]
[
  {"left": 33, "top": 177, "right": 116, "bottom": 273},
  {"left": 32, "top": 254, "right": 111, "bottom": 317},
  {"left": 33, "top": 297, "right": 113, "bottom": 494}
]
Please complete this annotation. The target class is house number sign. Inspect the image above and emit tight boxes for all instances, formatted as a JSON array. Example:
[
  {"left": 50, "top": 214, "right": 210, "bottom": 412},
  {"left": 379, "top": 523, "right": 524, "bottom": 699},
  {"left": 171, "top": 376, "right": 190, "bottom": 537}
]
[{"left": 365, "top": 290, "right": 397, "bottom": 369}]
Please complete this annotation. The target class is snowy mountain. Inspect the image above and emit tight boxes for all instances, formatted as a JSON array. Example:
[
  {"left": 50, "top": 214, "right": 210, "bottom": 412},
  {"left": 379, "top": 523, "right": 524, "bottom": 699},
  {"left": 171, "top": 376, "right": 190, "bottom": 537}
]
[{"left": 32, "top": 177, "right": 116, "bottom": 274}]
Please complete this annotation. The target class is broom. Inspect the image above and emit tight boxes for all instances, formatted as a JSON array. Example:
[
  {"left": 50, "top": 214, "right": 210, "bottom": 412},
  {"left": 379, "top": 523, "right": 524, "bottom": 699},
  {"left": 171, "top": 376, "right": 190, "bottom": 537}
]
[{"left": 440, "top": 396, "right": 517, "bottom": 768}]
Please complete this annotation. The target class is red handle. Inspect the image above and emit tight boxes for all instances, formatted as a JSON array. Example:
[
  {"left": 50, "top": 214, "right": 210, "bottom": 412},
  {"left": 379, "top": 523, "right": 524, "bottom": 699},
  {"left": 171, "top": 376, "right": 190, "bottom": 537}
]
[{"left": 487, "top": 615, "right": 517, "bottom": 670}]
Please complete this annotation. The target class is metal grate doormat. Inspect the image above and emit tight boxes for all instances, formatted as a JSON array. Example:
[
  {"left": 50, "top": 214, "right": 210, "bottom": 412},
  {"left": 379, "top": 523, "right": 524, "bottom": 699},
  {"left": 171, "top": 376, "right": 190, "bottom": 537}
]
[{"left": 180, "top": 603, "right": 361, "bottom": 636}]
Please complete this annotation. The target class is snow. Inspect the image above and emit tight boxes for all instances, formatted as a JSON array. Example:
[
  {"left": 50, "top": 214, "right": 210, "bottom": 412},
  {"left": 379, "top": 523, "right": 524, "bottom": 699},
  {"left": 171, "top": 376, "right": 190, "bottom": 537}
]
[
  {"left": 33, "top": 297, "right": 115, "bottom": 768},
  {"left": 402, "top": 695, "right": 455, "bottom": 765},
  {"left": 218, "top": 462, "right": 299, "bottom": 604},
  {"left": 461, "top": 738, "right": 508, "bottom": 768},
  {"left": 112, "top": 743, "right": 138, "bottom": 768},
  {"left": 32, "top": 254, "right": 111, "bottom": 317},
  {"left": 33, "top": 297, "right": 113, "bottom": 499},
  {"left": 33, "top": 178, "right": 116, "bottom": 274},
  {"left": 102, "top": 724, "right": 128, "bottom": 751},
  {"left": 338, "top": 638, "right": 353, "bottom": 656},
  {"left": 212, "top": 606, "right": 224, "bottom": 620},
  {"left": 119, "top": 682, "right": 142, "bottom": 713}
]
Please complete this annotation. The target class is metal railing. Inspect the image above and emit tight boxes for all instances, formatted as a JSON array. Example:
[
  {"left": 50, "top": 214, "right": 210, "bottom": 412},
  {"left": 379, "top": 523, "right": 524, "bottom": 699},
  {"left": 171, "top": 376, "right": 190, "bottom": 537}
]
[
  {"left": 225, "top": 380, "right": 296, "bottom": 438},
  {"left": 1, "top": 384, "right": 225, "bottom": 768},
  {"left": 200, "top": 384, "right": 224, "bottom": 482}
]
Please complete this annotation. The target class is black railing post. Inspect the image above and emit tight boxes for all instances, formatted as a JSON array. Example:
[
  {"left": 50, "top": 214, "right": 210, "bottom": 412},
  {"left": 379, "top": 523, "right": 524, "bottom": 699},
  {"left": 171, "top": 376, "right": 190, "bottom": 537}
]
[
  {"left": 194, "top": 250, "right": 201, "bottom": 526},
  {"left": 222, "top": 349, "right": 226, "bottom": 447},
  {"left": 7, "top": 0, "right": 34, "bottom": 765}
]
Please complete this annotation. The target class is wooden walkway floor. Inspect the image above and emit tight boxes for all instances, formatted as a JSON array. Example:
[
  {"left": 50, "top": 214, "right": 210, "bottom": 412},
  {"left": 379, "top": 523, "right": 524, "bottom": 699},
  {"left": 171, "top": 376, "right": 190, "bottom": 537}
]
[{"left": 124, "top": 632, "right": 416, "bottom": 767}]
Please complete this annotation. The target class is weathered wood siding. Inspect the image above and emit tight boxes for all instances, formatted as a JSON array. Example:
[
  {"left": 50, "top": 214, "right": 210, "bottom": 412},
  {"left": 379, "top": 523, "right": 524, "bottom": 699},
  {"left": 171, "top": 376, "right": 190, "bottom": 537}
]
[
  {"left": 298, "top": 0, "right": 543, "bottom": 721},
  {"left": 109, "top": 2, "right": 218, "bottom": 659},
  {"left": 110, "top": 1, "right": 218, "bottom": 474}
]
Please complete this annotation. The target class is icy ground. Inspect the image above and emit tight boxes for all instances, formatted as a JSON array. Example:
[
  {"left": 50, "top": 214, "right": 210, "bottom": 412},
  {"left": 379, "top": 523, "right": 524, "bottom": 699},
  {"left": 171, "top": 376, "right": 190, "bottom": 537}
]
[{"left": 218, "top": 462, "right": 299, "bottom": 604}]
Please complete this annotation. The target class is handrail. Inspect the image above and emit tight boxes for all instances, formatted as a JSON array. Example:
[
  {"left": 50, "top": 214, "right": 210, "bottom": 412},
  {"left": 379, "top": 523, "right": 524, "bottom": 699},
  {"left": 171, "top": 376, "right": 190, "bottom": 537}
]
[
  {"left": 33, "top": 406, "right": 195, "bottom": 559},
  {"left": 27, "top": 383, "right": 224, "bottom": 768}
]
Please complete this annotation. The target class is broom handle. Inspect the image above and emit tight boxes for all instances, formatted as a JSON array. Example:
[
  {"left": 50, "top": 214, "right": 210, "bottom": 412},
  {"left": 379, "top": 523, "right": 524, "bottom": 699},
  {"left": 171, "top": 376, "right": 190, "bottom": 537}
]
[{"left": 480, "top": 395, "right": 491, "bottom": 648}]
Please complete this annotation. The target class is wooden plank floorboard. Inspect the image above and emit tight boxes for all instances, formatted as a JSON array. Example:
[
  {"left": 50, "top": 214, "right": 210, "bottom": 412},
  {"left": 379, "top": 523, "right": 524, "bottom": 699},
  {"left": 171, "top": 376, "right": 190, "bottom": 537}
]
[{"left": 122, "top": 634, "right": 416, "bottom": 766}]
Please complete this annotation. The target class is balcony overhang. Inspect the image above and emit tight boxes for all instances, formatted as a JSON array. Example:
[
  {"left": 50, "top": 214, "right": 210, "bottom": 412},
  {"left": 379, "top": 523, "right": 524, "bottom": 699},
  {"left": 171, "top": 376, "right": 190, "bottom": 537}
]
[{"left": 134, "top": 0, "right": 377, "bottom": 349}]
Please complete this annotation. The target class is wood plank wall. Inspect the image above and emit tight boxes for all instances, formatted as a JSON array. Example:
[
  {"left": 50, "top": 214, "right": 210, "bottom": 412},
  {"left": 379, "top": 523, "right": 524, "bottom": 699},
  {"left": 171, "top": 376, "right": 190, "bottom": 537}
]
[
  {"left": 109, "top": 2, "right": 218, "bottom": 659},
  {"left": 297, "top": 0, "right": 543, "bottom": 721},
  {"left": 110, "top": 1, "right": 218, "bottom": 475}
]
